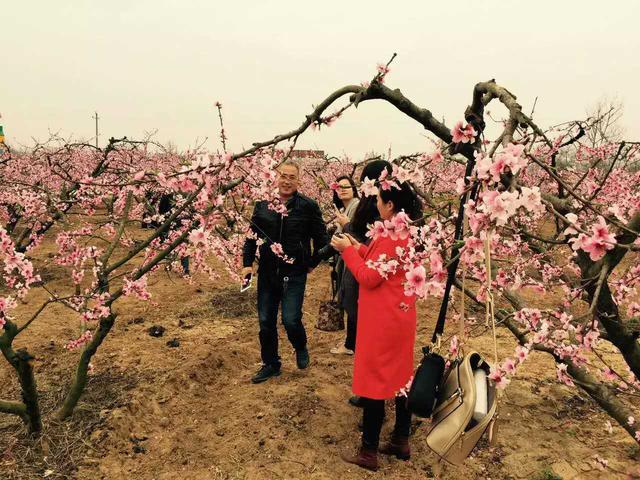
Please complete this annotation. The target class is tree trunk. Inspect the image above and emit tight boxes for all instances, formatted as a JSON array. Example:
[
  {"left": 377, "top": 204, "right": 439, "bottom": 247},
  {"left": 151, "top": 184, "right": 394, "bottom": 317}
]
[
  {"left": 56, "top": 314, "right": 116, "bottom": 420},
  {"left": 0, "top": 324, "right": 42, "bottom": 434},
  {"left": 576, "top": 242, "right": 640, "bottom": 383},
  {"left": 565, "top": 360, "right": 640, "bottom": 441},
  {"left": 16, "top": 350, "right": 42, "bottom": 434},
  {"left": 0, "top": 399, "right": 28, "bottom": 425}
]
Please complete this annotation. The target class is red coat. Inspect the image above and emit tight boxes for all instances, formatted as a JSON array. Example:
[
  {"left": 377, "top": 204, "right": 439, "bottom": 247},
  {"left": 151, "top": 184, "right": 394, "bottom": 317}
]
[{"left": 341, "top": 236, "right": 417, "bottom": 400}]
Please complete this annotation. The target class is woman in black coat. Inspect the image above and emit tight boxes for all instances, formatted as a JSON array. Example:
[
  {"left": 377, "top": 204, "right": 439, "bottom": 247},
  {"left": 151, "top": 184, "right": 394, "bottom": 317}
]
[{"left": 338, "top": 161, "right": 389, "bottom": 348}]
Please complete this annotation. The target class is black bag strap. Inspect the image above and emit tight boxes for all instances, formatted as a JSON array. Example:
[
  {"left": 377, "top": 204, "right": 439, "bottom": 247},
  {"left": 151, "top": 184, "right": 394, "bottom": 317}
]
[
  {"left": 330, "top": 263, "right": 338, "bottom": 299},
  {"left": 430, "top": 157, "right": 480, "bottom": 345}
]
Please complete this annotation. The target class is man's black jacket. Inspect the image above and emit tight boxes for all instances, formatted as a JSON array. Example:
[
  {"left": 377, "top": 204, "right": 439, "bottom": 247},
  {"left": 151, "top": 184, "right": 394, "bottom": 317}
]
[{"left": 242, "top": 192, "right": 328, "bottom": 277}]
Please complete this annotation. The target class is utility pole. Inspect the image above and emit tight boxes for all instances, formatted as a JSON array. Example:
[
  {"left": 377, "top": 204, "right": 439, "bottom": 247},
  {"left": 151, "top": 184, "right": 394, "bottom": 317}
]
[{"left": 93, "top": 112, "right": 99, "bottom": 147}]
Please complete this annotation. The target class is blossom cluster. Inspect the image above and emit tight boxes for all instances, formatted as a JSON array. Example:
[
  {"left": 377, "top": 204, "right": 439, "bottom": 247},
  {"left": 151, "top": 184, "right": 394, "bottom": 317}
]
[{"left": 64, "top": 330, "right": 93, "bottom": 351}]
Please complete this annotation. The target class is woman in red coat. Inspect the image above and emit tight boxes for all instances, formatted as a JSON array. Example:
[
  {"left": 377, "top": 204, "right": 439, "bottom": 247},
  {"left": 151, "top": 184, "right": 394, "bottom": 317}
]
[{"left": 331, "top": 176, "right": 422, "bottom": 471}]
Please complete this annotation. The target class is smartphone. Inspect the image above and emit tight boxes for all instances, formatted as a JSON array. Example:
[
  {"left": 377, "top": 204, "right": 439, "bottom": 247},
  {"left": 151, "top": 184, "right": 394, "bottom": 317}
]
[{"left": 240, "top": 273, "right": 253, "bottom": 293}]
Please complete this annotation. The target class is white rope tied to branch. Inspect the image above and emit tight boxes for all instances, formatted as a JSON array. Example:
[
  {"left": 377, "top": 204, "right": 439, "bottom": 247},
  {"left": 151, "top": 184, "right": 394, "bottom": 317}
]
[{"left": 484, "top": 229, "right": 498, "bottom": 365}]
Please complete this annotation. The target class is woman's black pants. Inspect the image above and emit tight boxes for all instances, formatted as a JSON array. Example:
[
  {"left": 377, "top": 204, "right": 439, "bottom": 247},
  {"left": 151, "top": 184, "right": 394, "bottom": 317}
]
[
  {"left": 361, "top": 396, "right": 412, "bottom": 449},
  {"left": 344, "top": 310, "right": 357, "bottom": 351}
]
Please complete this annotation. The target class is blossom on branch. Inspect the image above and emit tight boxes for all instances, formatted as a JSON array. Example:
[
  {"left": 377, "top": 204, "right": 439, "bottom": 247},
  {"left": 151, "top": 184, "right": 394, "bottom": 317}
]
[
  {"left": 64, "top": 330, "right": 93, "bottom": 351},
  {"left": 451, "top": 121, "right": 477, "bottom": 144},
  {"left": 376, "top": 63, "right": 390, "bottom": 83},
  {"left": 563, "top": 213, "right": 581, "bottom": 236},
  {"left": 570, "top": 216, "right": 617, "bottom": 261},
  {"left": 188, "top": 228, "right": 208, "bottom": 247},
  {"left": 270, "top": 242, "right": 295, "bottom": 264},
  {"left": 488, "top": 366, "right": 510, "bottom": 389},
  {"left": 123, "top": 277, "right": 151, "bottom": 300},
  {"left": 360, "top": 177, "right": 379, "bottom": 197},
  {"left": 557, "top": 363, "right": 575, "bottom": 387},
  {"left": 404, "top": 265, "right": 426, "bottom": 297}
]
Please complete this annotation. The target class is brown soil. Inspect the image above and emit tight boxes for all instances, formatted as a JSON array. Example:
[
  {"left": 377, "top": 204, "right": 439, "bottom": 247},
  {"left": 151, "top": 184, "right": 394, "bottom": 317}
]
[{"left": 1, "top": 255, "right": 639, "bottom": 479}]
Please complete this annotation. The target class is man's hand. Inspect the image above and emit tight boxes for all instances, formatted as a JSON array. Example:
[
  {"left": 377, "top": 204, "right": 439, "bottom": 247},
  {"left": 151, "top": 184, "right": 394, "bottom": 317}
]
[{"left": 241, "top": 266, "right": 254, "bottom": 279}]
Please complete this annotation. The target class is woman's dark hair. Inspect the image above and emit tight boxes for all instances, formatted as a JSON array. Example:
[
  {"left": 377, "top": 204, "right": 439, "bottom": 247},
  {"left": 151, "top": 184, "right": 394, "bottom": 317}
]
[
  {"left": 379, "top": 180, "right": 423, "bottom": 222},
  {"left": 332, "top": 175, "right": 359, "bottom": 209},
  {"left": 359, "top": 159, "right": 390, "bottom": 184},
  {"left": 350, "top": 160, "right": 391, "bottom": 239},
  {"left": 372, "top": 161, "right": 422, "bottom": 221}
]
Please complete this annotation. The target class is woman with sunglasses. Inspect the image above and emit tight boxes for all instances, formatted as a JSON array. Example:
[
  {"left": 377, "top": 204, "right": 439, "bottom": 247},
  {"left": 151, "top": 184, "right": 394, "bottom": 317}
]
[
  {"left": 332, "top": 175, "right": 360, "bottom": 233},
  {"left": 329, "top": 176, "right": 360, "bottom": 355}
]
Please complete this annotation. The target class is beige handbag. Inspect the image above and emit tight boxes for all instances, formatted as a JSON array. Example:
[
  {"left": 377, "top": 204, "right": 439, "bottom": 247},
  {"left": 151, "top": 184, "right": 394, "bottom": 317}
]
[
  {"left": 426, "top": 351, "right": 498, "bottom": 465},
  {"left": 425, "top": 231, "right": 499, "bottom": 466}
]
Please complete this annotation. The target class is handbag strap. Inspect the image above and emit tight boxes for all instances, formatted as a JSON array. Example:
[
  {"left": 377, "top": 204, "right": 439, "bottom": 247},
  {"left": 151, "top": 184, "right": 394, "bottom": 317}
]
[
  {"left": 485, "top": 228, "right": 500, "bottom": 447},
  {"left": 324, "top": 266, "right": 335, "bottom": 300},
  {"left": 484, "top": 229, "right": 498, "bottom": 365},
  {"left": 430, "top": 175, "right": 479, "bottom": 345},
  {"left": 458, "top": 223, "right": 468, "bottom": 353},
  {"left": 330, "top": 261, "right": 338, "bottom": 299}
]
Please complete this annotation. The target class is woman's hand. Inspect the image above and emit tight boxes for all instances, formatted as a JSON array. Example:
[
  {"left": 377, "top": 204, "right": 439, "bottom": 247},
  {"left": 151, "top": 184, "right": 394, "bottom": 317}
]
[
  {"left": 343, "top": 233, "right": 362, "bottom": 251},
  {"left": 330, "top": 234, "right": 352, "bottom": 253},
  {"left": 333, "top": 205, "right": 350, "bottom": 227}
]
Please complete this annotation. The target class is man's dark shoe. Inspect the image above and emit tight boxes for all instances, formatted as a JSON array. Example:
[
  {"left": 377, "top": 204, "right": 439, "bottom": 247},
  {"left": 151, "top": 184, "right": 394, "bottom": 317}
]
[
  {"left": 348, "top": 395, "right": 364, "bottom": 408},
  {"left": 251, "top": 364, "right": 281, "bottom": 384},
  {"left": 296, "top": 348, "right": 310, "bottom": 369}
]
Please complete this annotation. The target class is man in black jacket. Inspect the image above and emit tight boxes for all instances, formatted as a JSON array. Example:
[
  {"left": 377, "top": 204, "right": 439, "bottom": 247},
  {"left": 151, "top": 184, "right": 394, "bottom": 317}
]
[{"left": 242, "top": 161, "right": 328, "bottom": 383}]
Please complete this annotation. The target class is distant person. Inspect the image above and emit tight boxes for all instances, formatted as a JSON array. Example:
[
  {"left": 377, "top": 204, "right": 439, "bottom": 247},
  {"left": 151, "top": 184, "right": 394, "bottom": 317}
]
[
  {"left": 242, "top": 161, "right": 328, "bottom": 384},
  {"left": 331, "top": 168, "right": 423, "bottom": 471},
  {"left": 150, "top": 192, "right": 190, "bottom": 275}
]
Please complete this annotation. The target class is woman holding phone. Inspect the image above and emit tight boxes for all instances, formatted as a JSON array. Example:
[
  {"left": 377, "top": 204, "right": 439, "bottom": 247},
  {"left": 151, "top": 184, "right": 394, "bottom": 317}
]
[
  {"left": 330, "top": 169, "right": 423, "bottom": 472},
  {"left": 316, "top": 163, "right": 392, "bottom": 410},
  {"left": 332, "top": 175, "right": 359, "bottom": 234},
  {"left": 330, "top": 164, "right": 389, "bottom": 357}
]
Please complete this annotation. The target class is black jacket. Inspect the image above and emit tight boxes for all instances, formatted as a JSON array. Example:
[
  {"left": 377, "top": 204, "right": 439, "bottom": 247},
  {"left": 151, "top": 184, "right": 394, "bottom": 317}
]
[
  {"left": 335, "top": 222, "right": 367, "bottom": 316},
  {"left": 242, "top": 192, "right": 328, "bottom": 277}
]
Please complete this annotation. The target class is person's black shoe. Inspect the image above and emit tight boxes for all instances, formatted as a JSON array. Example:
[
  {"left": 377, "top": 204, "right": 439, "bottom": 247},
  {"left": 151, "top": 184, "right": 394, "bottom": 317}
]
[
  {"left": 251, "top": 364, "right": 281, "bottom": 384},
  {"left": 349, "top": 395, "right": 364, "bottom": 408},
  {"left": 296, "top": 348, "right": 310, "bottom": 369}
]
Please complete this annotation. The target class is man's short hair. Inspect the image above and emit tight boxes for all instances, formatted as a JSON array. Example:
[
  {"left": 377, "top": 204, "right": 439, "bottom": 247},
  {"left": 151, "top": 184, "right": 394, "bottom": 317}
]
[{"left": 278, "top": 161, "right": 301, "bottom": 176}]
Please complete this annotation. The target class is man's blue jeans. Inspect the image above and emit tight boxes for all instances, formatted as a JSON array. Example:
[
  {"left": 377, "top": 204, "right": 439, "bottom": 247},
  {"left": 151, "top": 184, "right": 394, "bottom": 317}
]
[{"left": 257, "top": 272, "right": 308, "bottom": 369}]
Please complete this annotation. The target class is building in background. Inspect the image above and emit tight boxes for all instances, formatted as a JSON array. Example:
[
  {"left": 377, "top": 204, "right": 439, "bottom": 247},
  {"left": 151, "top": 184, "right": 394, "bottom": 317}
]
[
  {"left": 290, "top": 149, "right": 325, "bottom": 169},
  {"left": 290, "top": 149, "right": 324, "bottom": 161}
]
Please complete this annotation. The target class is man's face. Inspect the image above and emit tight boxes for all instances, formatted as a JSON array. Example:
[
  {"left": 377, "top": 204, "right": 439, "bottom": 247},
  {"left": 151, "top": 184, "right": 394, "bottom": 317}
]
[{"left": 277, "top": 164, "right": 300, "bottom": 197}]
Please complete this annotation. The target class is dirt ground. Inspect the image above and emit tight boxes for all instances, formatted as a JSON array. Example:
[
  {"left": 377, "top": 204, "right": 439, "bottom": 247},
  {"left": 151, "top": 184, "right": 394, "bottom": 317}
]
[{"left": 1, "top": 252, "right": 639, "bottom": 479}]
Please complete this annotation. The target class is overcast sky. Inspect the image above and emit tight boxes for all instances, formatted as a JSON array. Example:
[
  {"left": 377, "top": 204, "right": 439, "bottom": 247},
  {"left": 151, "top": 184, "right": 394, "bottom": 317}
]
[{"left": 2, "top": 1, "right": 639, "bottom": 159}]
